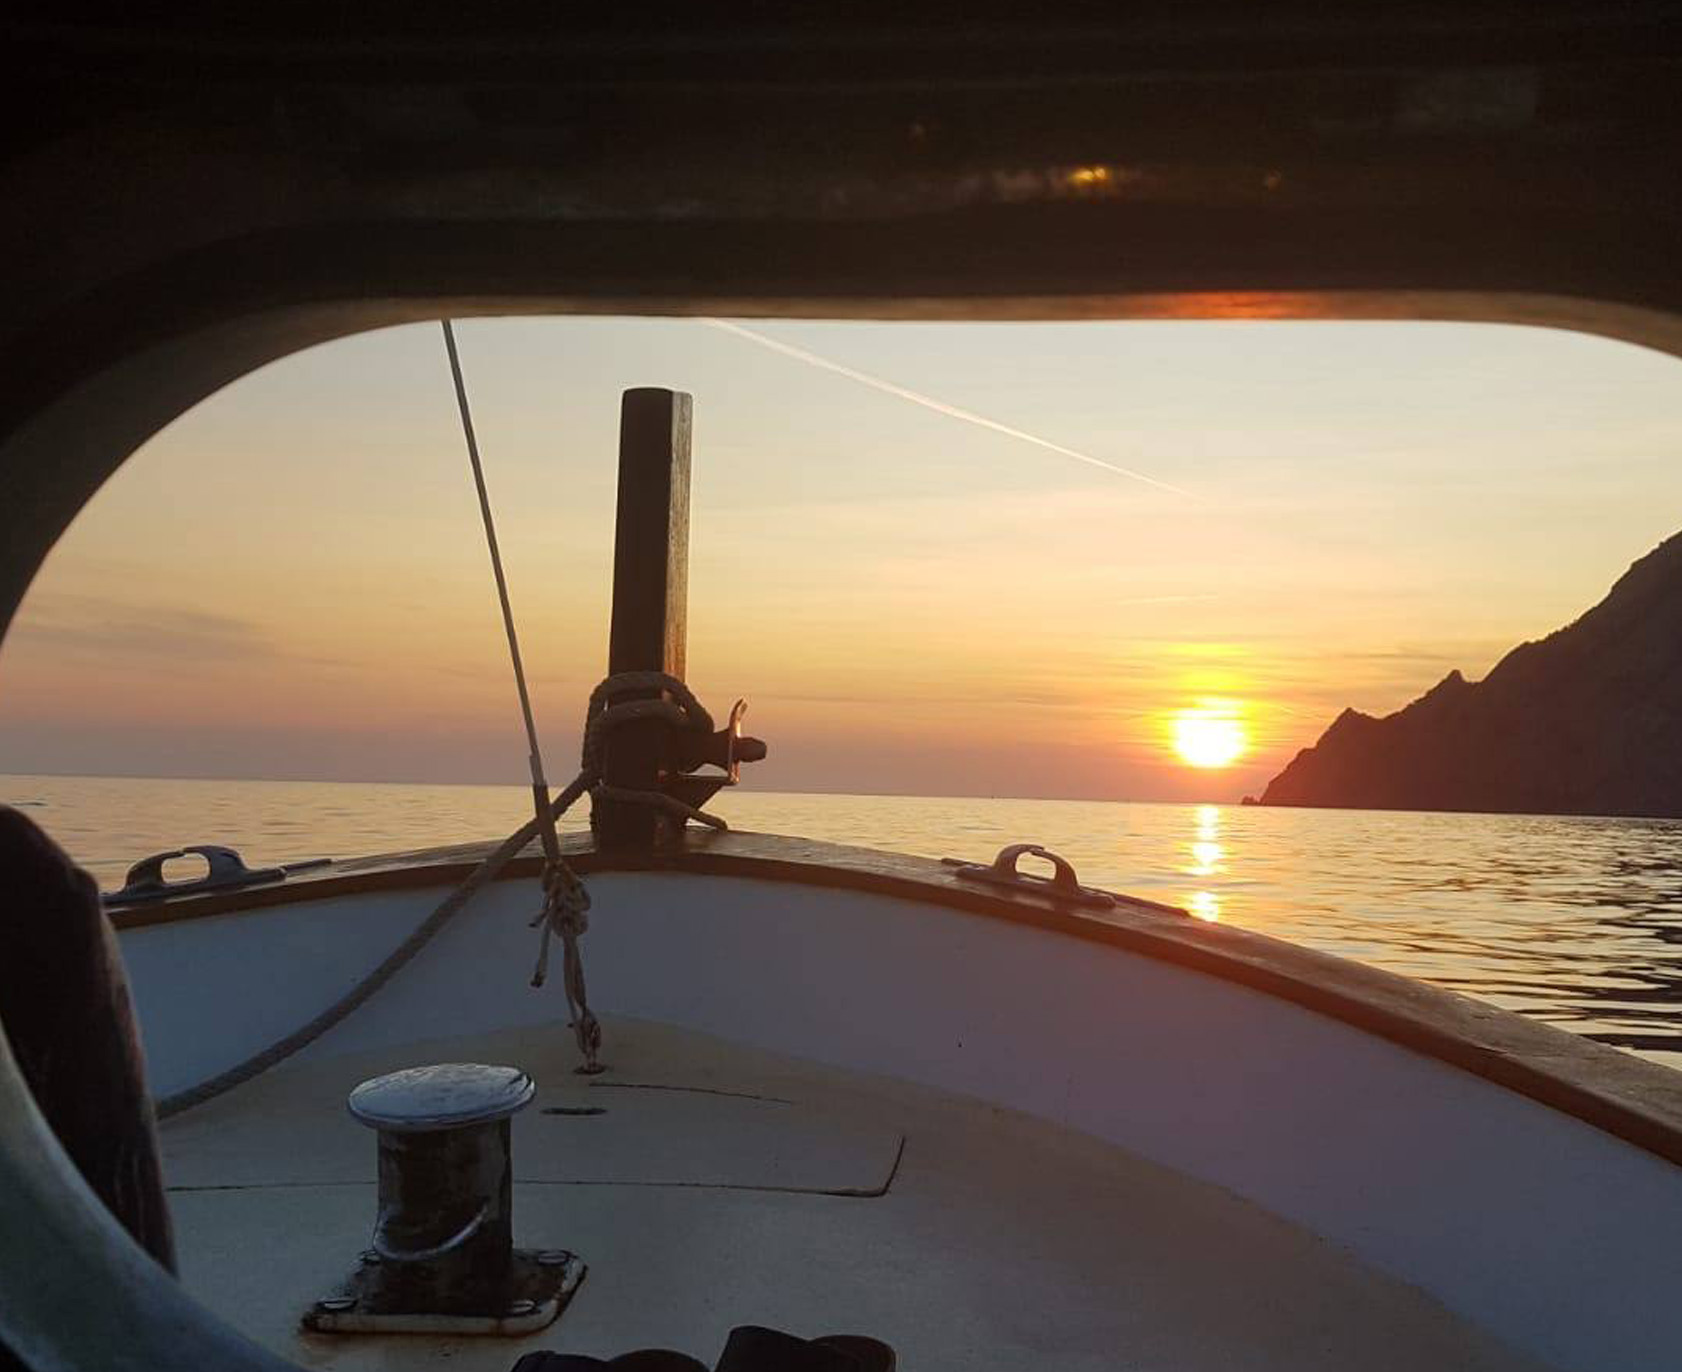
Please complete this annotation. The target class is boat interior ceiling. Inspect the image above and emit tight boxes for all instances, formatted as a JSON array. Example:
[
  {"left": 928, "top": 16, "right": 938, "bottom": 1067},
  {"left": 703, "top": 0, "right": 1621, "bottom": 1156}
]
[
  {"left": 8, "top": 9, "right": 1682, "bottom": 1372},
  {"left": 6, "top": 6, "right": 1682, "bottom": 628}
]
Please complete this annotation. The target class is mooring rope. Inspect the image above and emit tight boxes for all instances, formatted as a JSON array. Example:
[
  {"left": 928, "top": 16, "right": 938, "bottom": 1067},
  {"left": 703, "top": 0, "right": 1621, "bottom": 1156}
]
[
  {"left": 154, "top": 814, "right": 546, "bottom": 1120},
  {"left": 524, "top": 671, "right": 724, "bottom": 1075},
  {"left": 154, "top": 671, "right": 726, "bottom": 1118}
]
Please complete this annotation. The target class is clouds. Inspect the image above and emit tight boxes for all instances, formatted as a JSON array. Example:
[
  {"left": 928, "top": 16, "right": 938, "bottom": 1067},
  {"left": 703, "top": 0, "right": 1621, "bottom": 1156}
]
[{"left": 5, "top": 594, "right": 277, "bottom": 665}]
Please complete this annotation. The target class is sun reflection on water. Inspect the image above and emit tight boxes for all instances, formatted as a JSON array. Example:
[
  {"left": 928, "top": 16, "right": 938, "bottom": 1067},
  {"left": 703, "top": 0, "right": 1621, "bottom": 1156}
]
[
  {"left": 1187, "top": 804, "right": 1224, "bottom": 920},
  {"left": 1190, "top": 840, "right": 1223, "bottom": 874}
]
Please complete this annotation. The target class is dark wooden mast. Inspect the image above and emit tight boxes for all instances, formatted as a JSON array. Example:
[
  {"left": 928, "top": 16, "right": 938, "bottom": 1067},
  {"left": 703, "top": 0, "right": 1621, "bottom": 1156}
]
[{"left": 595, "top": 388, "right": 692, "bottom": 850}]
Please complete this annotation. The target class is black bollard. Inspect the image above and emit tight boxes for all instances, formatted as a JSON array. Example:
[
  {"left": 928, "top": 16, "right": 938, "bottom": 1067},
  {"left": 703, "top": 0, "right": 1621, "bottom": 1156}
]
[{"left": 305, "top": 1062, "right": 585, "bottom": 1335}]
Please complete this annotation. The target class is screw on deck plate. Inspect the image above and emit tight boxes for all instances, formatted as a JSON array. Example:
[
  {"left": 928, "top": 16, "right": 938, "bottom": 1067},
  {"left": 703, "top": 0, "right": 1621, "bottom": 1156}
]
[{"left": 536, "top": 1250, "right": 573, "bottom": 1266}]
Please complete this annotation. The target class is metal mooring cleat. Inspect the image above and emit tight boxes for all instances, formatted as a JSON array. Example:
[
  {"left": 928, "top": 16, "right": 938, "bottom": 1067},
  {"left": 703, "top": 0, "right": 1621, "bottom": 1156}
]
[{"left": 303, "top": 1063, "right": 584, "bottom": 1336}]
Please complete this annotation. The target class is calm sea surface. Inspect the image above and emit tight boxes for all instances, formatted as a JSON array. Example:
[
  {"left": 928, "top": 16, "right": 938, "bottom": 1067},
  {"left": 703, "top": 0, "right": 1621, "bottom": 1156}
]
[{"left": 7, "top": 773, "right": 1682, "bottom": 1067}]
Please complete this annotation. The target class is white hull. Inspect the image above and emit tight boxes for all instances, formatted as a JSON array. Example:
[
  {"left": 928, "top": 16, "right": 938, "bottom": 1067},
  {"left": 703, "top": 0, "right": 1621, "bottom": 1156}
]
[{"left": 101, "top": 836, "right": 1682, "bottom": 1372}]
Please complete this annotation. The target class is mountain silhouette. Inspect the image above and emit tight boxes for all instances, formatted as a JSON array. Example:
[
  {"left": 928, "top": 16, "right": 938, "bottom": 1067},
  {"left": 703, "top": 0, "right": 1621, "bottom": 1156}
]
[{"left": 1253, "top": 531, "right": 1682, "bottom": 818}]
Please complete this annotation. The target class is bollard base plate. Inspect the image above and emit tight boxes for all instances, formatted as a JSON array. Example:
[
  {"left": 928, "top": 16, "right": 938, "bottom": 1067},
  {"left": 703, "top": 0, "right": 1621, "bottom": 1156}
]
[{"left": 303, "top": 1249, "right": 585, "bottom": 1336}]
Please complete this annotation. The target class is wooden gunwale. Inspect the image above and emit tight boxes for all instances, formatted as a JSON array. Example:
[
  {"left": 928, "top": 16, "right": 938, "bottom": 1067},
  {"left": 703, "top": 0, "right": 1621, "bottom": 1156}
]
[{"left": 108, "top": 828, "right": 1682, "bottom": 1169}]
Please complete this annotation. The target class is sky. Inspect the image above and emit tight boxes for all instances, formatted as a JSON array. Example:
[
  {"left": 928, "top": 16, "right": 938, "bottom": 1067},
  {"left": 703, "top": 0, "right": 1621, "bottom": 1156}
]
[{"left": 1, "top": 316, "right": 1679, "bottom": 802}]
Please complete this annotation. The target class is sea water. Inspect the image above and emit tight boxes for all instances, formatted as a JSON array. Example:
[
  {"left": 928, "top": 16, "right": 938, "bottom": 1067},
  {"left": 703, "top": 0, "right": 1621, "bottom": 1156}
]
[{"left": 8, "top": 772, "right": 1682, "bottom": 1066}]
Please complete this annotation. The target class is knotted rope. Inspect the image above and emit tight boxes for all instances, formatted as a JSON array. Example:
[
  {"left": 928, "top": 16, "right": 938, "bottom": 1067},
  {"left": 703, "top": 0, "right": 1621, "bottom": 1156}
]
[
  {"left": 524, "top": 670, "right": 726, "bottom": 1072},
  {"left": 156, "top": 669, "right": 731, "bottom": 1116}
]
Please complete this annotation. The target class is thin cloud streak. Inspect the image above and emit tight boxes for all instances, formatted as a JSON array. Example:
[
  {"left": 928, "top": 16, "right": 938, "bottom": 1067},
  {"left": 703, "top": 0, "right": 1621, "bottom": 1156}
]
[
  {"left": 702, "top": 319, "right": 1198, "bottom": 498},
  {"left": 1108, "top": 593, "right": 1221, "bottom": 606}
]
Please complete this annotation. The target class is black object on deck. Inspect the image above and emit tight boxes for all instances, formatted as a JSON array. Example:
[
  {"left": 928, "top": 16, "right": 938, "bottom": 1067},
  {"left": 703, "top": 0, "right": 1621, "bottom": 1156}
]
[{"left": 0, "top": 806, "right": 176, "bottom": 1273}]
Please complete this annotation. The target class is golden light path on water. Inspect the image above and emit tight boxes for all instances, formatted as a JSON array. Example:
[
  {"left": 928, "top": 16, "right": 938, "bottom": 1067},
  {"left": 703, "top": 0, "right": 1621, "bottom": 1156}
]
[{"left": 1186, "top": 803, "right": 1227, "bottom": 922}]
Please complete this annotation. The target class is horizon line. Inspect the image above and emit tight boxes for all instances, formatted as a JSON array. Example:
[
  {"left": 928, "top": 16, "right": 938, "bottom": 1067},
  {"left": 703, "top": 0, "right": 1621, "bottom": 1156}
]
[{"left": 0, "top": 767, "right": 1244, "bottom": 808}]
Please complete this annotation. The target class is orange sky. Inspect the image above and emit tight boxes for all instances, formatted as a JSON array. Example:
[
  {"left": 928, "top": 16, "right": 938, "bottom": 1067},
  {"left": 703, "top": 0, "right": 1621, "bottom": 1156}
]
[{"left": 2, "top": 317, "right": 1679, "bottom": 801}]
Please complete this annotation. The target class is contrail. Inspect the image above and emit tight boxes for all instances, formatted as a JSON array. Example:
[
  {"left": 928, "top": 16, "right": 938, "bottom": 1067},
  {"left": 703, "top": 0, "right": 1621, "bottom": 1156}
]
[{"left": 701, "top": 318, "right": 1196, "bottom": 498}]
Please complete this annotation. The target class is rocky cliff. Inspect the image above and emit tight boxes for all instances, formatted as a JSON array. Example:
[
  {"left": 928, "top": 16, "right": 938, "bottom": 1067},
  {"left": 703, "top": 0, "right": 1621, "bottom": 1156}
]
[{"left": 1253, "top": 532, "right": 1682, "bottom": 818}]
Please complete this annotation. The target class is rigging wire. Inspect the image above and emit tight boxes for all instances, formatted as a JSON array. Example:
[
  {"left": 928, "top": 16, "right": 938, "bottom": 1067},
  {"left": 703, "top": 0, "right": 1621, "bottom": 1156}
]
[
  {"left": 442, "top": 320, "right": 600, "bottom": 1071},
  {"left": 441, "top": 319, "right": 556, "bottom": 830}
]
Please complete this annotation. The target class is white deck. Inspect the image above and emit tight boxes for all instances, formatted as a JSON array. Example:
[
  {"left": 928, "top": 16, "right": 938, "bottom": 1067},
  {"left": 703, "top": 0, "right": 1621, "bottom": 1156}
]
[
  {"left": 118, "top": 866, "right": 1682, "bottom": 1372},
  {"left": 161, "top": 1015, "right": 1547, "bottom": 1371}
]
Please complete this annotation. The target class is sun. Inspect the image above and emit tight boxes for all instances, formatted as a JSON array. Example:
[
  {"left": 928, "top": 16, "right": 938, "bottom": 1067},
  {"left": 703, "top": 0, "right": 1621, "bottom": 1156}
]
[{"left": 1171, "top": 701, "right": 1248, "bottom": 769}]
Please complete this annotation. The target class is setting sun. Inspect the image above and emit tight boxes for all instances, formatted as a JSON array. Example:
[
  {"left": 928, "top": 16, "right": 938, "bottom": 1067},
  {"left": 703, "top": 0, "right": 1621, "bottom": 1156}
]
[{"left": 1171, "top": 701, "right": 1248, "bottom": 769}]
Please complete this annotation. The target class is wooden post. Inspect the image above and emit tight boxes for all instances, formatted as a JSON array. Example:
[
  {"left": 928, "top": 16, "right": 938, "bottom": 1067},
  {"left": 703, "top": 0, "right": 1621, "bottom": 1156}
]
[{"left": 595, "top": 388, "right": 692, "bottom": 850}]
